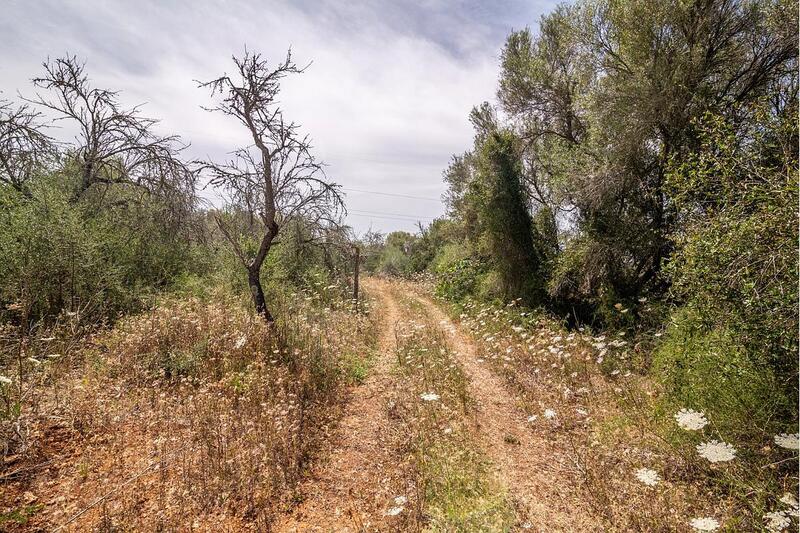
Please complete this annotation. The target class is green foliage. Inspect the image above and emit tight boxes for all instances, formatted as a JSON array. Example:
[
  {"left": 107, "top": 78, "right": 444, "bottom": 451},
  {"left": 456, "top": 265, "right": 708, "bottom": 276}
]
[
  {"left": 471, "top": 129, "right": 545, "bottom": 305},
  {"left": 377, "top": 243, "right": 413, "bottom": 276},
  {"left": 434, "top": 256, "right": 484, "bottom": 303},
  {"left": 0, "top": 170, "right": 201, "bottom": 324},
  {"left": 653, "top": 311, "right": 792, "bottom": 443},
  {"left": 664, "top": 104, "right": 798, "bottom": 412}
]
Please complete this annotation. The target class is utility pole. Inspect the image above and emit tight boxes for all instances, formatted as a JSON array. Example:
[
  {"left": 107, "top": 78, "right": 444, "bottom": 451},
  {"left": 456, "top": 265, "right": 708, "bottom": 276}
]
[{"left": 352, "top": 245, "right": 360, "bottom": 310}]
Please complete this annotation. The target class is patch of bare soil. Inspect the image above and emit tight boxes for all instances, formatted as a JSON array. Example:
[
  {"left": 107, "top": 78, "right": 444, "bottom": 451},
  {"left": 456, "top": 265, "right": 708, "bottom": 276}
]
[
  {"left": 275, "top": 278, "right": 413, "bottom": 532},
  {"left": 411, "top": 292, "right": 601, "bottom": 532}
]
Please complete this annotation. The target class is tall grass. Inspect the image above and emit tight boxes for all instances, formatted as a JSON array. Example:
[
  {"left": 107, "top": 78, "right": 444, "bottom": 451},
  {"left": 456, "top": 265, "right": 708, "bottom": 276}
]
[{"left": 0, "top": 284, "right": 376, "bottom": 530}]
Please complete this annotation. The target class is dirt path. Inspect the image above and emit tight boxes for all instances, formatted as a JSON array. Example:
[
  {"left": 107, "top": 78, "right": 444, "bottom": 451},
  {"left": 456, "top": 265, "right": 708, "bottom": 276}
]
[
  {"left": 411, "top": 291, "right": 599, "bottom": 532},
  {"left": 276, "top": 278, "right": 595, "bottom": 532},
  {"left": 275, "top": 278, "right": 412, "bottom": 533}
]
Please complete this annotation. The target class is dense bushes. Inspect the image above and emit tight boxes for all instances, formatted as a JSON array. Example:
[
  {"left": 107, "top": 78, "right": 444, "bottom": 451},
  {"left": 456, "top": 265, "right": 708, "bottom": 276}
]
[
  {"left": 0, "top": 170, "right": 203, "bottom": 326},
  {"left": 655, "top": 105, "right": 799, "bottom": 441}
]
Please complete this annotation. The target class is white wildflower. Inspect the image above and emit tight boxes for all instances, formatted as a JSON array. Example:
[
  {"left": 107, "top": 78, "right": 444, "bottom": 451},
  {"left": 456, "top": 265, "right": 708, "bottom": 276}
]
[
  {"left": 543, "top": 408, "right": 556, "bottom": 419},
  {"left": 764, "top": 510, "right": 791, "bottom": 532},
  {"left": 394, "top": 495, "right": 408, "bottom": 506},
  {"left": 576, "top": 408, "right": 588, "bottom": 416},
  {"left": 689, "top": 517, "right": 720, "bottom": 531},
  {"left": 634, "top": 467, "right": 660, "bottom": 487},
  {"left": 386, "top": 506, "right": 404, "bottom": 516},
  {"left": 527, "top": 415, "right": 539, "bottom": 422},
  {"left": 674, "top": 408, "right": 709, "bottom": 431},
  {"left": 420, "top": 392, "right": 440, "bottom": 402},
  {"left": 234, "top": 336, "right": 247, "bottom": 349},
  {"left": 0, "top": 375, "right": 11, "bottom": 386},
  {"left": 774, "top": 433, "right": 799, "bottom": 450},
  {"left": 779, "top": 492, "right": 799, "bottom": 510},
  {"left": 696, "top": 440, "right": 736, "bottom": 463}
]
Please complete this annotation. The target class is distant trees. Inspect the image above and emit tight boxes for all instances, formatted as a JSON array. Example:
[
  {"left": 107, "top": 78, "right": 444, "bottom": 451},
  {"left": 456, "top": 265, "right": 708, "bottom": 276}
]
[{"left": 199, "top": 51, "right": 344, "bottom": 321}]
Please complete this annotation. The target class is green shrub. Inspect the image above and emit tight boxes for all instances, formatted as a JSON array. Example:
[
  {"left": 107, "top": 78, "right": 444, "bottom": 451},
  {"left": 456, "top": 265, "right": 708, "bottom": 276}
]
[
  {"left": 435, "top": 257, "right": 484, "bottom": 302},
  {"left": 653, "top": 311, "right": 792, "bottom": 444}
]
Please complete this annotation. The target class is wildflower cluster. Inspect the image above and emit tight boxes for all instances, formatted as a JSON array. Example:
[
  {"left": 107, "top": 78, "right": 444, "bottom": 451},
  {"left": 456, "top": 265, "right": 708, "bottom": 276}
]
[{"left": 446, "top": 294, "right": 799, "bottom": 532}]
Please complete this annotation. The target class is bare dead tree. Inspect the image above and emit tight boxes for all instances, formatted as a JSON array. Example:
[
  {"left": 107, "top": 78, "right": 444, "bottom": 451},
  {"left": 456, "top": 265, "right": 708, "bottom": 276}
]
[
  {"left": 25, "top": 56, "right": 195, "bottom": 206},
  {"left": 199, "top": 50, "right": 344, "bottom": 321},
  {"left": 0, "top": 100, "right": 54, "bottom": 195}
]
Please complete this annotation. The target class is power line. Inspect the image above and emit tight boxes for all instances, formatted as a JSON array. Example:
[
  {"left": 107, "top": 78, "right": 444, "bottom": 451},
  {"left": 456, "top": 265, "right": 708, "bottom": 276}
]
[
  {"left": 349, "top": 208, "right": 435, "bottom": 220},
  {"left": 346, "top": 213, "right": 433, "bottom": 223},
  {"left": 342, "top": 187, "right": 441, "bottom": 202}
]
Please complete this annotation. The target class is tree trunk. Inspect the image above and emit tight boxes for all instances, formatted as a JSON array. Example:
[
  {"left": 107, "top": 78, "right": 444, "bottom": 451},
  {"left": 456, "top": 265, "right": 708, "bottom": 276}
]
[{"left": 248, "top": 268, "right": 274, "bottom": 323}]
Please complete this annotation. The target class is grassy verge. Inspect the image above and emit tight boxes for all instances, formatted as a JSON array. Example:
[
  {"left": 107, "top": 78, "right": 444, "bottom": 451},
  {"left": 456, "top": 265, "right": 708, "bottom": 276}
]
[
  {"left": 391, "top": 293, "right": 514, "bottom": 532},
  {"left": 0, "top": 284, "right": 377, "bottom": 530},
  {"left": 442, "top": 295, "right": 799, "bottom": 531}
]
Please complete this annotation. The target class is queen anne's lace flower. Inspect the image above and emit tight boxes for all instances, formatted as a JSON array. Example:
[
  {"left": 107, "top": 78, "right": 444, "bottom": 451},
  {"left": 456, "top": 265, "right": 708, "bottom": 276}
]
[
  {"left": 764, "top": 511, "right": 791, "bottom": 532},
  {"left": 543, "top": 408, "right": 556, "bottom": 419},
  {"left": 696, "top": 440, "right": 736, "bottom": 462},
  {"left": 689, "top": 517, "right": 720, "bottom": 531},
  {"left": 774, "top": 433, "right": 799, "bottom": 450},
  {"left": 386, "top": 506, "right": 403, "bottom": 516},
  {"left": 674, "top": 408, "right": 709, "bottom": 431},
  {"left": 420, "top": 392, "right": 440, "bottom": 402},
  {"left": 780, "top": 492, "right": 799, "bottom": 511},
  {"left": 634, "top": 468, "right": 660, "bottom": 487}
]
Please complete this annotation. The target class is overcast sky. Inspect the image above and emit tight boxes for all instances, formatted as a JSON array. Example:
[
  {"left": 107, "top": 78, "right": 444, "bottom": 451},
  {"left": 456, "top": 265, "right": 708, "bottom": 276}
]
[{"left": 1, "top": 0, "right": 559, "bottom": 234}]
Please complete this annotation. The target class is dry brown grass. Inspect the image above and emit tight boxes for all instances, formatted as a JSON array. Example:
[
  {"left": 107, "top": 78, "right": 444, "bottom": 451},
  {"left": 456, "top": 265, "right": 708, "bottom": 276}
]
[
  {"left": 439, "top": 296, "right": 732, "bottom": 531},
  {"left": 0, "top": 287, "right": 376, "bottom": 531}
]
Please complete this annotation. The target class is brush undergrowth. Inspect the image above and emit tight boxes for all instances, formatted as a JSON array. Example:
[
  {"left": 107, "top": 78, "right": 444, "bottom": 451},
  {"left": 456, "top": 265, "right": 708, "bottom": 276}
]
[
  {"left": 445, "top": 294, "right": 798, "bottom": 531},
  {"left": 0, "top": 283, "right": 377, "bottom": 530}
]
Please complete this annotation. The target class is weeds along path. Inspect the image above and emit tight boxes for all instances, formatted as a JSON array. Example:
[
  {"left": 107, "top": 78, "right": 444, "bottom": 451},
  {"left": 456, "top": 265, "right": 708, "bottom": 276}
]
[
  {"left": 410, "top": 290, "right": 600, "bottom": 532},
  {"left": 276, "top": 278, "right": 412, "bottom": 532}
]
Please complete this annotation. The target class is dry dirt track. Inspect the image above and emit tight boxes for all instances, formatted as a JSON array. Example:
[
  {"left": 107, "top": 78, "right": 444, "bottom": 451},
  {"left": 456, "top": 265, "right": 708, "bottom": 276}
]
[
  {"left": 411, "top": 292, "right": 599, "bottom": 533},
  {"left": 276, "top": 278, "right": 593, "bottom": 532},
  {"left": 275, "top": 278, "right": 412, "bottom": 532}
]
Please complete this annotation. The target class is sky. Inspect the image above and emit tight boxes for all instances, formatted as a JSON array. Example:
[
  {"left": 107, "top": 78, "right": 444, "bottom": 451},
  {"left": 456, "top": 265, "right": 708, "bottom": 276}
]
[{"left": 0, "top": 0, "right": 559, "bottom": 234}]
